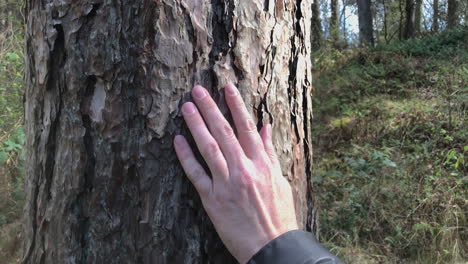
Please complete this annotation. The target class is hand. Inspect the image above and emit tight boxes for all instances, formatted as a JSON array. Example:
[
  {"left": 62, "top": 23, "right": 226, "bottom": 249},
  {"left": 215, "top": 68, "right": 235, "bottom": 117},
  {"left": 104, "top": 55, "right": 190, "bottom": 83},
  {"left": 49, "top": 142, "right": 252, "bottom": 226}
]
[{"left": 174, "top": 84, "right": 298, "bottom": 264}]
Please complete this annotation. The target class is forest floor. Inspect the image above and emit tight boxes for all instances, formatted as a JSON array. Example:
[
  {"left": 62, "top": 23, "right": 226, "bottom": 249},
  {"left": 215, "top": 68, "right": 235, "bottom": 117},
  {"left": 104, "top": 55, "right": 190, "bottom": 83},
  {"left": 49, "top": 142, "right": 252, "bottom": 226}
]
[
  {"left": 0, "top": 6, "right": 467, "bottom": 263},
  {"left": 312, "top": 28, "right": 467, "bottom": 263}
]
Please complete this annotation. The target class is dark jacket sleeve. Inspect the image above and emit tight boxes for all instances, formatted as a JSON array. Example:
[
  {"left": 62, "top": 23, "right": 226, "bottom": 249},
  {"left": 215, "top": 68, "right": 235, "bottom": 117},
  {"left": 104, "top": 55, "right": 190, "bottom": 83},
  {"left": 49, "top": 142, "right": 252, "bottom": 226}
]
[{"left": 247, "top": 230, "right": 344, "bottom": 264}]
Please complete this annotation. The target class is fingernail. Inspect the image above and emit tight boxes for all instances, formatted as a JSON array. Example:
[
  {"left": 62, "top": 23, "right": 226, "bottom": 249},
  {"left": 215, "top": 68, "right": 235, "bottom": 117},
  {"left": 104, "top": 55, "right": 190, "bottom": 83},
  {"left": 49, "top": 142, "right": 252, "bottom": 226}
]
[
  {"left": 226, "top": 83, "right": 238, "bottom": 96},
  {"left": 182, "top": 103, "right": 196, "bottom": 115},
  {"left": 193, "top": 85, "right": 207, "bottom": 99},
  {"left": 174, "top": 135, "right": 184, "bottom": 146}
]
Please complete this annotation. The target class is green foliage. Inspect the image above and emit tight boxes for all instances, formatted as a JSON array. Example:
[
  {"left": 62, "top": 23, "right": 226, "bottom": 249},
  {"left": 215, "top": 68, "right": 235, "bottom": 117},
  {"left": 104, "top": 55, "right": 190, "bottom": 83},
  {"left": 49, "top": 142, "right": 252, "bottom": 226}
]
[
  {"left": 0, "top": 1, "right": 25, "bottom": 262},
  {"left": 375, "top": 27, "right": 468, "bottom": 59},
  {"left": 313, "top": 28, "right": 468, "bottom": 263}
]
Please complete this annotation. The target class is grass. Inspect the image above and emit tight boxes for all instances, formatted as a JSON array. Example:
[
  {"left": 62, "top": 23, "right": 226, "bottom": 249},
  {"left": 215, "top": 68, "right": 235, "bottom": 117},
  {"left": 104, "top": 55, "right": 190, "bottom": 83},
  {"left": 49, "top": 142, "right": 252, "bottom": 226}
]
[{"left": 312, "top": 28, "right": 468, "bottom": 263}]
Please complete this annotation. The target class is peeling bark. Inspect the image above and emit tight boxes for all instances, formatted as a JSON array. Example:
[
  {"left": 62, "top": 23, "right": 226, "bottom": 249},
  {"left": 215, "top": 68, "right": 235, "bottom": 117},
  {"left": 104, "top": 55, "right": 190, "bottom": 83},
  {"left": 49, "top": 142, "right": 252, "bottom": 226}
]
[{"left": 23, "top": 0, "right": 314, "bottom": 263}]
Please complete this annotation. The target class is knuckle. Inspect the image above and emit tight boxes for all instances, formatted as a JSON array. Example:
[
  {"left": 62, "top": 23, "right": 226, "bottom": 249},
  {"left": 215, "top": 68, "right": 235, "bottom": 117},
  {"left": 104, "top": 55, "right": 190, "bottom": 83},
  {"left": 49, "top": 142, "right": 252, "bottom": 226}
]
[
  {"left": 235, "top": 166, "right": 256, "bottom": 188},
  {"left": 232, "top": 99, "right": 244, "bottom": 110},
  {"left": 213, "top": 192, "right": 236, "bottom": 206},
  {"left": 188, "top": 167, "right": 205, "bottom": 182},
  {"left": 201, "top": 141, "right": 221, "bottom": 160},
  {"left": 218, "top": 123, "right": 235, "bottom": 139},
  {"left": 243, "top": 118, "right": 257, "bottom": 132},
  {"left": 213, "top": 192, "right": 227, "bottom": 202},
  {"left": 204, "top": 99, "right": 218, "bottom": 110}
]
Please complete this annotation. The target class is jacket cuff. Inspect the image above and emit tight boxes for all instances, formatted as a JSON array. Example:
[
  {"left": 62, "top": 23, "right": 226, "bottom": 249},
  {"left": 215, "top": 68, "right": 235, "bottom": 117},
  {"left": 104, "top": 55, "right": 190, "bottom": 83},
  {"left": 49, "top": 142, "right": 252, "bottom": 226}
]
[{"left": 247, "top": 230, "right": 343, "bottom": 264}]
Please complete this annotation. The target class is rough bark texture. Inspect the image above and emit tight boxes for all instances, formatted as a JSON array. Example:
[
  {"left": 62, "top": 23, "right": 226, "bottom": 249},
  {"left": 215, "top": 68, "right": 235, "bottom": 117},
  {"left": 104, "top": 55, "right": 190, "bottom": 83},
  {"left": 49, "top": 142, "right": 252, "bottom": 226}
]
[
  {"left": 23, "top": 0, "right": 314, "bottom": 263},
  {"left": 357, "top": 0, "right": 374, "bottom": 46}
]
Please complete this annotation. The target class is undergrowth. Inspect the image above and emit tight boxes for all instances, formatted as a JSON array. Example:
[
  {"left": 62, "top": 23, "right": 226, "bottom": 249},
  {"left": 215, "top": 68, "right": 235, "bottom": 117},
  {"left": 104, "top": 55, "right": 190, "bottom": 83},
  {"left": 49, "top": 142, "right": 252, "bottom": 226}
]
[
  {"left": 0, "top": 0, "right": 25, "bottom": 262},
  {"left": 312, "top": 28, "right": 468, "bottom": 263}
]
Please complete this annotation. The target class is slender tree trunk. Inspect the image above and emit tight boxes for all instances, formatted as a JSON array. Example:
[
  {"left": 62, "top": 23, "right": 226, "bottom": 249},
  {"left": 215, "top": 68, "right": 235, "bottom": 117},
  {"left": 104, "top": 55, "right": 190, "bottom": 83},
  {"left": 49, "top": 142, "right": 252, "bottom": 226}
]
[
  {"left": 432, "top": 0, "right": 439, "bottom": 32},
  {"left": 22, "top": 0, "right": 315, "bottom": 263},
  {"left": 330, "top": 0, "right": 340, "bottom": 43},
  {"left": 404, "top": 0, "right": 415, "bottom": 39},
  {"left": 399, "top": 0, "right": 404, "bottom": 39},
  {"left": 357, "top": 0, "right": 374, "bottom": 46},
  {"left": 340, "top": 0, "right": 347, "bottom": 45},
  {"left": 414, "top": 0, "right": 422, "bottom": 35},
  {"left": 312, "top": 0, "right": 323, "bottom": 51},
  {"left": 447, "top": 0, "right": 459, "bottom": 28},
  {"left": 383, "top": 0, "right": 389, "bottom": 43}
]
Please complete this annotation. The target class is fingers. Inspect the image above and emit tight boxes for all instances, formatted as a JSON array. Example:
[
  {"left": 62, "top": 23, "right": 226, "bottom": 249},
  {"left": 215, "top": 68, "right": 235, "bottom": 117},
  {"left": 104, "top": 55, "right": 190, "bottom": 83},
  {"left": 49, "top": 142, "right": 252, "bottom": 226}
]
[
  {"left": 225, "top": 83, "right": 265, "bottom": 160},
  {"left": 259, "top": 124, "right": 278, "bottom": 163},
  {"left": 191, "top": 85, "right": 244, "bottom": 165},
  {"left": 174, "top": 135, "right": 212, "bottom": 196},
  {"left": 181, "top": 103, "right": 229, "bottom": 181}
]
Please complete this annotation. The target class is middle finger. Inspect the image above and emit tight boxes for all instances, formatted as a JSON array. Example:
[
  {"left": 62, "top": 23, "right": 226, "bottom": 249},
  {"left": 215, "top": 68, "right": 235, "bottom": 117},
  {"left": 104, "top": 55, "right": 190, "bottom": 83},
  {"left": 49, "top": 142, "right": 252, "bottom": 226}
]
[{"left": 191, "top": 85, "right": 244, "bottom": 165}]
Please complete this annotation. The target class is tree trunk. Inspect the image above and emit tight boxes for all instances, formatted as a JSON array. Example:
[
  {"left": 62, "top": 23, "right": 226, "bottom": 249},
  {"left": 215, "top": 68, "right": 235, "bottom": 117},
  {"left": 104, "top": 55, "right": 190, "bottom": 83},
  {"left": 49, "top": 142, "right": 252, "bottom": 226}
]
[
  {"left": 330, "top": 0, "right": 340, "bottom": 43},
  {"left": 383, "top": 0, "right": 389, "bottom": 43},
  {"left": 404, "top": 0, "right": 415, "bottom": 39},
  {"left": 447, "top": 0, "right": 459, "bottom": 28},
  {"left": 432, "top": 0, "right": 439, "bottom": 32},
  {"left": 312, "top": 0, "right": 323, "bottom": 51},
  {"left": 340, "top": 0, "right": 347, "bottom": 46},
  {"left": 22, "top": 0, "right": 315, "bottom": 263},
  {"left": 399, "top": 0, "right": 404, "bottom": 39},
  {"left": 414, "top": 0, "right": 422, "bottom": 35},
  {"left": 357, "top": 0, "right": 374, "bottom": 46}
]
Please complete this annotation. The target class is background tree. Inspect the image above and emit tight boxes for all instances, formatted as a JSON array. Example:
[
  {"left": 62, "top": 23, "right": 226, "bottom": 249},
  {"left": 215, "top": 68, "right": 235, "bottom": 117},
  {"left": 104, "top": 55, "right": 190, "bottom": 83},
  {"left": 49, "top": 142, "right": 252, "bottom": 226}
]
[
  {"left": 22, "top": 0, "right": 315, "bottom": 263},
  {"left": 357, "top": 0, "right": 375, "bottom": 46},
  {"left": 447, "top": 0, "right": 459, "bottom": 28},
  {"left": 414, "top": 0, "right": 422, "bottom": 35},
  {"left": 330, "top": 0, "right": 341, "bottom": 43},
  {"left": 404, "top": 0, "right": 415, "bottom": 38},
  {"left": 432, "top": 0, "right": 440, "bottom": 31},
  {"left": 312, "top": 0, "right": 323, "bottom": 50}
]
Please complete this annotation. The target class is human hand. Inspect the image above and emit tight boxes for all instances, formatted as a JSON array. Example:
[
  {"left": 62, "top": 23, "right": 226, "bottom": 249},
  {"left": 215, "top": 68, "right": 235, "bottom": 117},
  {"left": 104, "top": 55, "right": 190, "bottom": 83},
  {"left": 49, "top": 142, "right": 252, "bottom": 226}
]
[{"left": 174, "top": 84, "right": 299, "bottom": 263}]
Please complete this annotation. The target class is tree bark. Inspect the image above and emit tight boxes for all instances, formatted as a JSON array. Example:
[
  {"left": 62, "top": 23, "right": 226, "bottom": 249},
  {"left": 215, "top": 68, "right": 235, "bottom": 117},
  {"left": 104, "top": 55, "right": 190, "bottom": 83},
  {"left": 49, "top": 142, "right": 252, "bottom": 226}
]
[
  {"left": 404, "top": 0, "right": 415, "bottom": 39},
  {"left": 312, "top": 0, "right": 323, "bottom": 51},
  {"left": 414, "top": 0, "right": 422, "bottom": 35},
  {"left": 22, "top": 0, "right": 315, "bottom": 263},
  {"left": 432, "top": 0, "right": 439, "bottom": 32},
  {"left": 383, "top": 0, "right": 389, "bottom": 43},
  {"left": 447, "top": 0, "right": 459, "bottom": 29},
  {"left": 399, "top": 0, "right": 404, "bottom": 39},
  {"left": 330, "top": 0, "right": 340, "bottom": 43},
  {"left": 357, "top": 0, "right": 374, "bottom": 46}
]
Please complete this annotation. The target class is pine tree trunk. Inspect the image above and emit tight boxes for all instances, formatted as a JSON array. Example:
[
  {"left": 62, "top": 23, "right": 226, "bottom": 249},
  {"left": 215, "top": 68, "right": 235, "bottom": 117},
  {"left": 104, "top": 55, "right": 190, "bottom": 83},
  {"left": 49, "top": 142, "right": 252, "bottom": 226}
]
[
  {"left": 22, "top": 0, "right": 315, "bottom": 263},
  {"left": 312, "top": 0, "right": 323, "bottom": 51},
  {"left": 330, "top": 0, "right": 340, "bottom": 44},
  {"left": 447, "top": 0, "right": 459, "bottom": 29},
  {"left": 404, "top": 0, "right": 415, "bottom": 39},
  {"left": 432, "top": 0, "right": 439, "bottom": 32},
  {"left": 414, "top": 0, "right": 422, "bottom": 35},
  {"left": 357, "top": 0, "right": 374, "bottom": 46}
]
